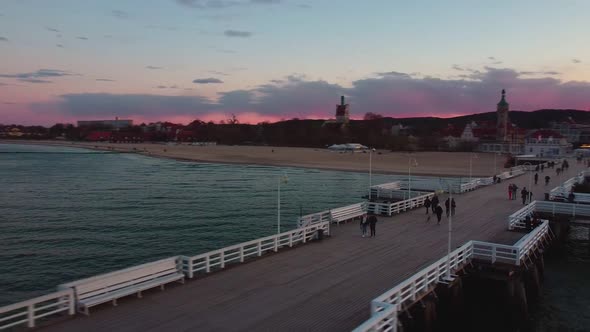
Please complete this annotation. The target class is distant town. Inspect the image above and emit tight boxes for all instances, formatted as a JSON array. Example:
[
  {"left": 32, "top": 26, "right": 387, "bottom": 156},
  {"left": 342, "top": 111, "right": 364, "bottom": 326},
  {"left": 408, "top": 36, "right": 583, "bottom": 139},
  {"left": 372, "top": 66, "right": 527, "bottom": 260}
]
[{"left": 2, "top": 90, "right": 590, "bottom": 158}]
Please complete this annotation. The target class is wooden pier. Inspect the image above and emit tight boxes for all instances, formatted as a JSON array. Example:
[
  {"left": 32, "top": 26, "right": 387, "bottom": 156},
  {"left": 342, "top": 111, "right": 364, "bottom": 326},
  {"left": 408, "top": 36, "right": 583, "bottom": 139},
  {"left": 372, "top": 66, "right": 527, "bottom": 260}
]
[{"left": 4, "top": 163, "right": 587, "bottom": 332}]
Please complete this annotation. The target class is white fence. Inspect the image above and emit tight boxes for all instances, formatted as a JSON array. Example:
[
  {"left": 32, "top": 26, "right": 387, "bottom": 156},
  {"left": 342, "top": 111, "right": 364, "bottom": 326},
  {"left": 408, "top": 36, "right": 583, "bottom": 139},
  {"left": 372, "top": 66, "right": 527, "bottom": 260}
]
[
  {"left": 297, "top": 210, "right": 331, "bottom": 228},
  {"left": 180, "top": 221, "right": 330, "bottom": 278},
  {"left": 1, "top": 222, "right": 330, "bottom": 330},
  {"left": 367, "top": 193, "right": 435, "bottom": 216},
  {"left": 354, "top": 220, "right": 551, "bottom": 332},
  {"left": 508, "top": 201, "right": 537, "bottom": 230},
  {"left": 0, "top": 289, "right": 75, "bottom": 330},
  {"left": 370, "top": 182, "right": 402, "bottom": 199},
  {"left": 535, "top": 200, "right": 590, "bottom": 217}
]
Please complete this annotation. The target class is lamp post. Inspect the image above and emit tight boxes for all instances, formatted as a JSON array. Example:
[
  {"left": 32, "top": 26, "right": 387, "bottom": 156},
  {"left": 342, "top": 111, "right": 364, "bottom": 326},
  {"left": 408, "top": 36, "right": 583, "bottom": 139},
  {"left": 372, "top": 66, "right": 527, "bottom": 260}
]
[
  {"left": 493, "top": 152, "right": 501, "bottom": 176},
  {"left": 408, "top": 154, "right": 418, "bottom": 200},
  {"left": 277, "top": 174, "right": 288, "bottom": 234},
  {"left": 469, "top": 153, "right": 478, "bottom": 182},
  {"left": 369, "top": 148, "right": 375, "bottom": 200},
  {"left": 439, "top": 180, "right": 453, "bottom": 282},
  {"left": 523, "top": 162, "right": 533, "bottom": 202}
]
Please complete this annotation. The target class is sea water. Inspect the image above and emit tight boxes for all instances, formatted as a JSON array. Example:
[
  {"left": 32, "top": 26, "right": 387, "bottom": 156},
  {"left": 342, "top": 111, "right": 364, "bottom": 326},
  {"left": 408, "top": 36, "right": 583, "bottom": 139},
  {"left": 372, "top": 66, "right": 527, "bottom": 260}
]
[{"left": 0, "top": 143, "right": 391, "bottom": 306}]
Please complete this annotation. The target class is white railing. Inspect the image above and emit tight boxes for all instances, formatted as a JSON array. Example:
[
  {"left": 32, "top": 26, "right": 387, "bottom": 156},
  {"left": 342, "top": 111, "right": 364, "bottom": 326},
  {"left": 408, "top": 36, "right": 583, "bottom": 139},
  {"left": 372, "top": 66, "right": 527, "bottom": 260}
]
[
  {"left": 549, "top": 171, "right": 588, "bottom": 200},
  {"left": 477, "top": 177, "right": 494, "bottom": 186},
  {"left": 508, "top": 201, "right": 537, "bottom": 230},
  {"left": 514, "top": 220, "right": 549, "bottom": 264},
  {"left": 370, "top": 182, "right": 402, "bottom": 199},
  {"left": 471, "top": 241, "right": 519, "bottom": 265},
  {"left": 0, "top": 289, "right": 75, "bottom": 330},
  {"left": 460, "top": 180, "right": 479, "bottom": 192},
  {"left": 535, "top": 200, "right": 590, "bottom": 217},
  {"left": 367, "top": 192, "right": 435, "bottom": 216},
  {"left": 180, "top": 221, "right": 330, "bottom": 278},
  {"left": 356, "top": 218, "right": 551, "bottom": 331},
  {"left": 297, "top": 210, "right": 331, "bottom": 228},
  {"left": 370, "top": 241, "right": 473, "bottom": 315},
  {"left": 353, "top": 303, "right": 398, "bottom": 332}
]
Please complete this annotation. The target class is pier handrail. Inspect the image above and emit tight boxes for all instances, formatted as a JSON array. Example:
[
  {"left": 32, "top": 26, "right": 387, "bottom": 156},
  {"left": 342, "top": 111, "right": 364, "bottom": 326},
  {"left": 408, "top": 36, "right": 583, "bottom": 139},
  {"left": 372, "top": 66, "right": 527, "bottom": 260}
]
[
  {"left": 535, "top": 200, "right": 590, "bottom": 217},
  {"left": 181, "top": 221, "right": 330, "bottom": 278},
  {"left": 367, "top": 192, "right": 435, "bottom": 216},
  {"left": 370, "top": 241, "right": 473, "bottom": 315},
  {"left": 0, "top": 289, "right": 75, "bottom": 330},
  {"left": 514, "top": 220, "right": 549, "bottom": 264},
  {"left": 508, "top": 201, "right": 537, "bottom": 230},
  {"left": 471, "top": 241, "right": 519, "bottom": 265}
]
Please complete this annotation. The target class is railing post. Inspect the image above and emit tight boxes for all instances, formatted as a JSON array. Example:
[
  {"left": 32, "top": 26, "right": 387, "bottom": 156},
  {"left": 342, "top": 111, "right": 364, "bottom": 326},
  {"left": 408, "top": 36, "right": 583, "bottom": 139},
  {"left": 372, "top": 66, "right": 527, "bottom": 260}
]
[
  {"left": 257, "top": 241, "right": 262, "bottom": 256},
  {"left": 27, "top": 304, "right": 35, "bottom": 328},
  {"left": 240, "top": 247, "right": 245, "bottom": 262},
  {"left": 68, "top": 291, "right": 75, "bottom": 315},
  {"left": 573, "top": 203, "right": 576, "bottom": 217},
  {"left": 492, "top": 246, "right": 496, "bottom": 263},
  {"left": 274, "top": 236, "right": 279, "bottom": 252},
  {"left": 289, "top": 233, "right": 293, "bottom": 247},
  {"left": 188, "top": 258, "right": 194, "bottom": 278},
  {"left": 303, "top": 228, "right": 307, "bottom": 243},
  {"left": 205, "top": 256, "right": 211, "bottom": 273},
  {"left": 220, "top": 251, "right": 225, "bottom": 268}
]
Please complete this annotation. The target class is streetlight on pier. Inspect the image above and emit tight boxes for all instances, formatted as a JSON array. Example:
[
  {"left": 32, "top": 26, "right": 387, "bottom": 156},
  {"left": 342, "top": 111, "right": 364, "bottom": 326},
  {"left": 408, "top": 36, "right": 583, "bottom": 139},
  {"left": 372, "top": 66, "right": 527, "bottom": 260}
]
[
  {"left": 469, "top": 153, "right": 479, "bottom": 182},
  {"left": 493, "top": 152, "right": 502, "bottom": 176},
  {"left": 369, "top": 148, "right": 376, "bottom": 200},
  {"left": 408, "top": 154, "right": 418, "bottom": 200},
  {"left": 523, "top": 162, "right": 533, "bottom": 201},
  {"left": 439, "top": 180, "right": 454, "bottom": 282},
  {"left": 277, "top": 174, "right": 289, "bottom": 234}
]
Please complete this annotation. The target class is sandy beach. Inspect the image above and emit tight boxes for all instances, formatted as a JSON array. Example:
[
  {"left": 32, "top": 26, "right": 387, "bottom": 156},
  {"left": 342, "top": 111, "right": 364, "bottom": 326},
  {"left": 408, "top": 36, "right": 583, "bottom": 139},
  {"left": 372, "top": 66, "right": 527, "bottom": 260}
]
[{"left": 1, "top": 140, "right": 512, "bottom": 177}]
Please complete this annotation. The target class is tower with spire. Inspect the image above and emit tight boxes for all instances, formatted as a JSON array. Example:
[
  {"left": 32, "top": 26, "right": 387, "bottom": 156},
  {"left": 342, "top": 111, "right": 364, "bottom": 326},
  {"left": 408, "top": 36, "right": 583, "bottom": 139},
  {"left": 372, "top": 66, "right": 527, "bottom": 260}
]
[{"left": 496, "top": 89, "right": 509, "bottom": 142}]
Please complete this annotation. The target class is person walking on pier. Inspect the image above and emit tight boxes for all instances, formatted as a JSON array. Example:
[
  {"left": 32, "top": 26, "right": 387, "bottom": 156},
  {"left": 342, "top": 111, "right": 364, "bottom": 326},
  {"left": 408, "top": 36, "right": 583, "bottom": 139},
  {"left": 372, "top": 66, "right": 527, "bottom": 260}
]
[
  {"left": 545, "top": 175, "right": 551, "bottom": 186},
  {"left": 368, "top": 214, "right": 378, "bottom": 237},
  {"left": 360, "top": 215, "right": 368, "bottom": 237},
  {"left": 424, "top": 197, "right": 432, "bottom": 215},
  {"left": 508, "top": 184, "right": 513, "bottom": 200},
  {"left": 444, "top": 198, "right": 450, "bottom": 217},
  {"left": 512, "top": 184, "right": 518, "bottom": 200},
  {"left": 451, "top": 198, "right": 456, "bottom": 216},
  {"left": 435, "top": 205, "right": 443, "bottom": 225},
  {"left": 521, "top": 187, "right": 528, "bottom": 205},
  {"left": 534, "top": 173, "right": 539, "bottom": 185},
  {"left": 431, "top": 194, "right": 439, "bottom": 214},
  {"left": 528, "top": 191, "right": 534, "bottom": 203}
]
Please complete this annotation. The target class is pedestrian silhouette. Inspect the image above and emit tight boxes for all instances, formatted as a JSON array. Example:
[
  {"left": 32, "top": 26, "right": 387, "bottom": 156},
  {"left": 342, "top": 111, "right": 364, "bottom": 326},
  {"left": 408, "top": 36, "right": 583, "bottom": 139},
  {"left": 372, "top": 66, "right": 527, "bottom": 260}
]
[{"left": 435, "top": 205, "right": 443, "bottom": 225}]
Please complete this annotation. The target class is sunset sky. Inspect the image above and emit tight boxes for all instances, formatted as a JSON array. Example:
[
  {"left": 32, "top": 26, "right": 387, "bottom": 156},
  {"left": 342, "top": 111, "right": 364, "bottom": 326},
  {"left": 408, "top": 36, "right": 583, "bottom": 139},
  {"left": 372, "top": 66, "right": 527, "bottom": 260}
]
[{"left": 1, "top": 0, "right": 589, "bottom": 125}]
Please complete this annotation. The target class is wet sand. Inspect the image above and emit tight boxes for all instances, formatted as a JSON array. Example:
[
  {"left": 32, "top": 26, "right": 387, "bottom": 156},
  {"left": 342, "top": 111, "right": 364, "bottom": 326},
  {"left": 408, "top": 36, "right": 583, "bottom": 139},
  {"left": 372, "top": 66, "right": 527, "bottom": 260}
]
[{"left": 1, "top": 140, "right": 507, "bottom": 177}]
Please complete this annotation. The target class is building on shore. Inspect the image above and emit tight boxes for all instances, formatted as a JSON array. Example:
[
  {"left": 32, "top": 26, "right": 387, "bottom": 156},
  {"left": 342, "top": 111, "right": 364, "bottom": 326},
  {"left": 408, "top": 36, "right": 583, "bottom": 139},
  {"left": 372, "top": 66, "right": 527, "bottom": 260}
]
[
  {"left": 477, "top": 89, "right": 527, "bottom": 154},
  {"left": 323, "top": 96, "right": 350, "bottom": 127},
  {"left": 77, "top": 118, "right": 133, "bottom": 129}
]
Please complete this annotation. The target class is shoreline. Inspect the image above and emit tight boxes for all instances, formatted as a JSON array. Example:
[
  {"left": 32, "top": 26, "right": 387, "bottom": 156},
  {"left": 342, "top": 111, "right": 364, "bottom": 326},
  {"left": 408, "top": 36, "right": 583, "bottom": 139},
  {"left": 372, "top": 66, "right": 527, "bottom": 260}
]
[{"left": 0, "top": 139, "right": 503, "bottom": 177}]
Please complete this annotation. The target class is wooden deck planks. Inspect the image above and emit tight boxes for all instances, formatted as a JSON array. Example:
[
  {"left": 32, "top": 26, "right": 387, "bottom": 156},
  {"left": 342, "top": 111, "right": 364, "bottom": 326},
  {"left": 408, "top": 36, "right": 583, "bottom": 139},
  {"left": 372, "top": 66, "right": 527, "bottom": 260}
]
[{"left": 40, "top": 164, "right": 586, "bottom": 332}]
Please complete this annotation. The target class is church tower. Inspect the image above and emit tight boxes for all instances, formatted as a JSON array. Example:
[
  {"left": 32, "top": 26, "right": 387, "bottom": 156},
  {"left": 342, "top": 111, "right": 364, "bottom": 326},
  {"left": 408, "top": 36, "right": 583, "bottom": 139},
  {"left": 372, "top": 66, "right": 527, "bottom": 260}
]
[
  {"left": 335, "top": 96, "right": 350, "bottom": 124},
  {"left": 496, "top": 89, "right": 509, "bottom": 142}
]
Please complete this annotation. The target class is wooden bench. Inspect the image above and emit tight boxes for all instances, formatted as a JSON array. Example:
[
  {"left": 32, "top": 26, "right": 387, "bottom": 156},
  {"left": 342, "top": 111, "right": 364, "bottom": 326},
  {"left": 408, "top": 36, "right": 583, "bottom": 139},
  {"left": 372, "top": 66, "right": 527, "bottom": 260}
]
[
  {"left": 58, "top": 257, "right": 184, "bottom": 315},
  {"left": 330, "top": 203, "right": 367, "bottom": 225}
]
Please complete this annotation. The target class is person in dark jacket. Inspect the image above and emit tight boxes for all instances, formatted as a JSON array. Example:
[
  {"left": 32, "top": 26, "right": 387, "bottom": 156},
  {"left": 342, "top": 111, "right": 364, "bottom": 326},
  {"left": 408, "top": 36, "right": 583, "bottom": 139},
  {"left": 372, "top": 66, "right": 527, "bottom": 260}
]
[
  {"left": 444, "top": 198, "right": 450, "bottom": 217},
  {"left": 360, "top": 215, "right": 368, "bottom": 237},
  {"left": 424, "top": 197, "right": 431, "bottom": 215},
  {"left": 521, "top": 187, "right": 528, "bottom": 205},
  {"left": 545, "top": 175, "right": 550, "bottom": 185},
  {"left": 451, "top": 198, "right": 456, "bottom": 216},
  {"left": 534, "top": 173, "right": 539, "bottom": 185},
  {"left": 435, "top": 205, "right": 443, "bottom": 225},
  {"left": 431, "top": 195, "right": 439, "bottom": 214},
  {"left": 368, "top": 214, "right": 378, "bottom": 237}
]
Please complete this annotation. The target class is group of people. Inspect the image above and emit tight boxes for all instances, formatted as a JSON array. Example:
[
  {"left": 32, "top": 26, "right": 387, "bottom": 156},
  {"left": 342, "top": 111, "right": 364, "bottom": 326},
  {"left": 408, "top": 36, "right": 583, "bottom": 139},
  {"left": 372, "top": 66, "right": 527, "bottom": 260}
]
[
  {"left": 359, "top": 214, "right": 378, "bottom": 238},
  {"left": 424, "top": 195, "right": 455, "bottom": 225},
  {"left": 508, "top": 184, "right": 534, "bottom": 204}
]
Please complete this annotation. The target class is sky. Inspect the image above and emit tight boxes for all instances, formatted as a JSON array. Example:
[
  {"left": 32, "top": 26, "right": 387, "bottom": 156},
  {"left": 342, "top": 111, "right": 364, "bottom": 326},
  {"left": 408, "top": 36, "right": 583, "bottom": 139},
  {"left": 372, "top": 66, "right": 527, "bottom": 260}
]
[{"left": 0, "top": 0, "right": 589, "bottom": 126}]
